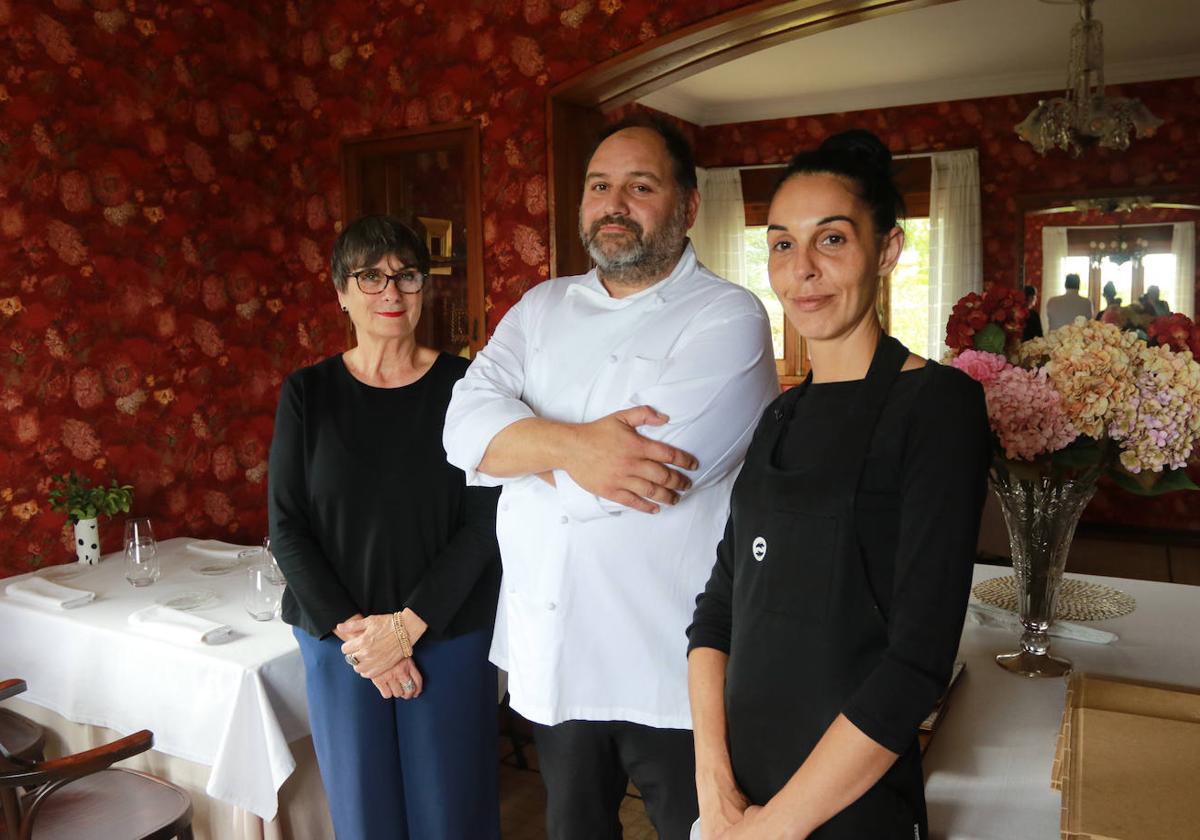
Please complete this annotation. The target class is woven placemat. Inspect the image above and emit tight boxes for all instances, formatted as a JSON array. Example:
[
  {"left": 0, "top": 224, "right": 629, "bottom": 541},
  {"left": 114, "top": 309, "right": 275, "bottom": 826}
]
[{"left": 972, "top": 576, "right": 1136, "bottom": 621}]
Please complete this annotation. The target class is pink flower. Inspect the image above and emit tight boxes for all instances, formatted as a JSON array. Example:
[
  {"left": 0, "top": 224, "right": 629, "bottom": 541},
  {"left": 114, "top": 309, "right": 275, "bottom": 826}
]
[
  {"left": 12, "top": 409, "right": 39, "bottom": 445},
  {"left": 61, "top": 418, "right": 101, "bottom": 461},
  {"left": 46, "top": 220, "right": 87, "bottom": 265},
  {"left": 59, "top": 170, "right": 92, "bottom": 213},
  {"left": 34, "top": 13, "right": 77, "bottom": 64},
  {"left": 524, "top": 175, "right": 548, "bottom": 216},
  {"left": 510, "top": 36, "right": 545, "bottom": 77},
  {"left": 513, "top": 224, "right": 547, "bottom": 267},
  {"left": 212, "top": 445, "right": 238, "bottom": 481},
  {"left": 192, "top": 318, "right": 224, "bottom": 358},
  {"left": 72, "top": 368, "right": 106, "bottom": 409},
  {"left": 951, "top": 349, "right": 1009, "bottom": 385},
  {"left": 983, "top": 367, "right": 1078, "bottom": 461},
  {"left": 202, "top": 490, "right": 234, "bottom": 526}
]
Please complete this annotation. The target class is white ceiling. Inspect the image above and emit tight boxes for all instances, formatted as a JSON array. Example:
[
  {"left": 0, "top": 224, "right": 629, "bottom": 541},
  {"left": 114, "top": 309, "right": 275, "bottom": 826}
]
[{"left": 638, "top": 0, "right": 1200, "bottom": 126}]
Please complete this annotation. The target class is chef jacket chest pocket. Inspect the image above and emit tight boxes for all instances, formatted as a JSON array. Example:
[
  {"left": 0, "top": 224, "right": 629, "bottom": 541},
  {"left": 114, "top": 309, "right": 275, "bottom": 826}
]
[{"left": 751, "top": 510, "right": 839, "bottom": 624}]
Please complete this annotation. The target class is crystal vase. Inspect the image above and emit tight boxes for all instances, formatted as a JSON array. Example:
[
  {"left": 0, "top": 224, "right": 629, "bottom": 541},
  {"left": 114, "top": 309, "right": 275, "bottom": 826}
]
[{"left": 989, "top": 469, "right": 1098, "bottom": 678}]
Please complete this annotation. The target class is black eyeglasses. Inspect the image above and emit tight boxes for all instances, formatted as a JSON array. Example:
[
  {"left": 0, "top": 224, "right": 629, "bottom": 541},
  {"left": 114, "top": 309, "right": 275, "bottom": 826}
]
[{"left": 348, "top": 268, "right": 426, "bottom": 295}]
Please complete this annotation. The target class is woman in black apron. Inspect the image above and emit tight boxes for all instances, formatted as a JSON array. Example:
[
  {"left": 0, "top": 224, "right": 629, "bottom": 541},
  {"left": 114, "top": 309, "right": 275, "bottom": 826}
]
[{"left": 687, "top": 130, "right": 991, "bottom": 839}]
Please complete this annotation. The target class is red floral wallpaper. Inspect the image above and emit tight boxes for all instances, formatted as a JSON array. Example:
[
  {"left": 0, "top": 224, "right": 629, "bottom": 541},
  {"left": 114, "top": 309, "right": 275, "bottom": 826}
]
[
  {"left": 3, "top": 2, "right": 1198, "bottom": 577},
  {"left": 0, "top": 0, "right": 749, "bottom": 576}
]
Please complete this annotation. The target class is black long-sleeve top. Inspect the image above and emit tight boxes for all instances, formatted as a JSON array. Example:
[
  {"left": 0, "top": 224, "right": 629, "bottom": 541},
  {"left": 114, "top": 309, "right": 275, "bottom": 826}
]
[
  {"left": 688, "top": 363, "right": 990, "bottom": 754},
  {"left": 267, "top": 352, "right": 501, "bottom": 640}
]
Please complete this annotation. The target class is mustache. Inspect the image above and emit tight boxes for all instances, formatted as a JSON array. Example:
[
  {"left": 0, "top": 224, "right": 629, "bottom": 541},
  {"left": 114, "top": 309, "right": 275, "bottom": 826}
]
[{"left": 587, "top": 215, "right": 643, "bottom": 239}]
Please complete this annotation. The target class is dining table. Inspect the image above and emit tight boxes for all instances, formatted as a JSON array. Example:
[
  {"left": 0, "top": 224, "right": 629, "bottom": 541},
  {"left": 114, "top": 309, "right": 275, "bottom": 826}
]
[
  {"left": 923, "top": 565, "right": 1200, "bottom": 839},
  {"left": 0, "top": 536, "right": 332, "bottom": 840}
]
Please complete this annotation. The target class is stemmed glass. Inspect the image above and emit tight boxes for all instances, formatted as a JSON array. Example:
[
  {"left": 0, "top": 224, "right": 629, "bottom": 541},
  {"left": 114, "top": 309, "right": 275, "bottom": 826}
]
[
  {"left": 124, "top": 517, "right": 160, "bottom": 587},
  {"left": 262, "top": 535, "right": 286, "bottom": 586}
]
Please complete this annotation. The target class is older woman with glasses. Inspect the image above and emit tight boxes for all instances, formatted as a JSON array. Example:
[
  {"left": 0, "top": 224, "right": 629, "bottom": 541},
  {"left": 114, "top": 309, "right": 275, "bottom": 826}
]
[{"left": 268, "top": 215, "right": 502, "bottom": 840}]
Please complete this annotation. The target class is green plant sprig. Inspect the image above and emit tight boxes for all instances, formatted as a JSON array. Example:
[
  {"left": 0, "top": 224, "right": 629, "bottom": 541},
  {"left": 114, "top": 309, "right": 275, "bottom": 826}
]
[{"left": 47, "top": 472, "right": 134, "bottom": 523}]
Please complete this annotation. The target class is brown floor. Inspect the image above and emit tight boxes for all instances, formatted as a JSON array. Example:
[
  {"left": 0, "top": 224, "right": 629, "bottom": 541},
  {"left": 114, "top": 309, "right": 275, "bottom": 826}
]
[{"left": 497, "top": 732, "right": 657, "bottom": 840}]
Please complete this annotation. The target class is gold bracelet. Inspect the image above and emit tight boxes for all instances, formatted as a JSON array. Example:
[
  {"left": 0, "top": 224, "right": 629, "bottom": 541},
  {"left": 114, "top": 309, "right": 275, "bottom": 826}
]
[{"left": 391, "top": 610, "right": 413, "bottom": 659}]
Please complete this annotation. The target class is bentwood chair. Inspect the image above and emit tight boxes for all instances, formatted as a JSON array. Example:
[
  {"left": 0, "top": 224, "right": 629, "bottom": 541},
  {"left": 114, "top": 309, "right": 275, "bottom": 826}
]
[{"left": 0, "top": 679, "right": 193, "bottom": 840}]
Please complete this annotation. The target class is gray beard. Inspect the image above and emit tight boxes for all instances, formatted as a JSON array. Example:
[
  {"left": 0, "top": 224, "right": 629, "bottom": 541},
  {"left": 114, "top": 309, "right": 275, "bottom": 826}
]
[{"left": 580, "top": 201, "right": 688, "bottom": 288}]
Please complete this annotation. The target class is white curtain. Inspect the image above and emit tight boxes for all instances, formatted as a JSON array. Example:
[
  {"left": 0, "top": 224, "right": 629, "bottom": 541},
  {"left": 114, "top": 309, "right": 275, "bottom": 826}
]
[
  {"left": 691, "top": 167, "right": 746, "bottom": 286},
  {"left": 1171, "top": 222, "right": 1195, "bottom": 319},
  {"left": 1042, "top": 226, "right": 1069, "bottom": 329},
  {"left": 926, "top": 149, "right": 982, "bottom": 359}
]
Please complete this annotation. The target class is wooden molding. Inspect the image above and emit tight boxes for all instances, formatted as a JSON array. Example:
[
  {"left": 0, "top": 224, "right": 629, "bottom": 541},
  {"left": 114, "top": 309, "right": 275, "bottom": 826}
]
[{"left": 550, "top": 0, "right": 961, "bottom": 111}]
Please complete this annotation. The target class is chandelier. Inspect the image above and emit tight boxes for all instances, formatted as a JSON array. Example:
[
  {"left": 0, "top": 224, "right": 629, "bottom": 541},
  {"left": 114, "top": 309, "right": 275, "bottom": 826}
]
[
  {"left": 1088, "top": 226, "right": 1149, "bottom": 268},
  {"left": 1016, "top": 0, "right": 1163, "bottom": 156}
]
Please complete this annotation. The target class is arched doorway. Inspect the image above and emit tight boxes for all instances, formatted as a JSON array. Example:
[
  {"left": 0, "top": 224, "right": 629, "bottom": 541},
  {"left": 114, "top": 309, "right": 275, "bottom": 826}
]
[{"left": 546, "top": 0, "right": 961, "bottom": 276}]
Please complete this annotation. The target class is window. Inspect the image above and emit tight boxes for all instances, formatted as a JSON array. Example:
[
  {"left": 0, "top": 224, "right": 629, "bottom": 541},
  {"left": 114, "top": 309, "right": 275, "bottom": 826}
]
[
  {"left": 743, "top": 226, "right": 784, "bottom": 359},
  {"left": 1142, "top": 253, "right": 1178, "bottom": 310},
  {"left": 888, "top": 218, "right": 931, "bottom": 358}
]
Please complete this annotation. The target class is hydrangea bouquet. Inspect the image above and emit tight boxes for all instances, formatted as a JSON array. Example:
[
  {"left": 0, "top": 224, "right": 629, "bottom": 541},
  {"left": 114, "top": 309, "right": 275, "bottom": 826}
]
[
  {"left": 946, "top": 290, "right": 1200, "bottom": 494},
  {"left": 944, "top": 289, "right": 1200, "bottom": 677}
]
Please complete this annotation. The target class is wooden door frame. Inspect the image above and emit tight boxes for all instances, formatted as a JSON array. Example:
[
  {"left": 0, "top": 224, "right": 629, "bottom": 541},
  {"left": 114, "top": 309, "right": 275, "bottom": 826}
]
[
  {"left": 547, "top": 0, "right": 962, "bottom": 278},
  {"left": 340, "top": 120, "right": 486, "bottom": 354}
]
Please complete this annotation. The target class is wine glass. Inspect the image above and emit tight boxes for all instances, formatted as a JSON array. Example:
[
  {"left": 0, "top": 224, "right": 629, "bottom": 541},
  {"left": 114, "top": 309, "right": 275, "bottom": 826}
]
[
  {"left": 261, "top": 535, "right": 286, "bottom": 586},
  {"left": 124, "top": 517, "right": 160, "bottom": 587}
]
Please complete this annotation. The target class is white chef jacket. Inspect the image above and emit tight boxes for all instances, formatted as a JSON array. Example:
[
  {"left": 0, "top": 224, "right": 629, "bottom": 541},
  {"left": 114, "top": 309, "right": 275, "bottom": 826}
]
[{"left": 444, "top": 244, "right": 778, "bottom": 728}]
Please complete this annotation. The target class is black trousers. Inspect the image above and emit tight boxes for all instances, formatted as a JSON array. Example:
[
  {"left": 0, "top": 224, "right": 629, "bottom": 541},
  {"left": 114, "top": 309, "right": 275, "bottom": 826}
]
[{"left": 532, "top": 719, "right": 698, "bottom": 840}]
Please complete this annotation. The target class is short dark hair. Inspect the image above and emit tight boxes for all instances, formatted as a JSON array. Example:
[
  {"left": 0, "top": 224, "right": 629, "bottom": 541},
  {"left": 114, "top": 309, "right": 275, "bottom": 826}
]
[
  {"left": 1024, "top": 284, "right": 1037, "bottom": 301},
  {"left": 331, "top": 215, "right": 430, "bottom": 292},
  {"left": 772, "top": 129, "right": 905, "bottom": 238},
  {"left": 589, "top": 113, "right": 698, "bottom": 194},
  {"left": 1065, "top": 273, "right": 1081, "bottom": 290}
]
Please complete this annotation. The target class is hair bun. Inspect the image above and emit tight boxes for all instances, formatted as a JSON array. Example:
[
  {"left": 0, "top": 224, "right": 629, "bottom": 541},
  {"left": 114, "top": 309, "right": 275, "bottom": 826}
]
[{"left": 818, "top": 129, "right": 891, "bottom": 174}]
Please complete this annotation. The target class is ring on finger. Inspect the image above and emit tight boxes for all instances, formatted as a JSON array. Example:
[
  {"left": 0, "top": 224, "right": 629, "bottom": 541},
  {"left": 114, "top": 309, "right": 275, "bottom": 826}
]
[
  {"left": 345, "top": 653, "right": 359, "bottom": 666},
  {"left": 401, "top": 678, "right": 416, "bottom": 692}
]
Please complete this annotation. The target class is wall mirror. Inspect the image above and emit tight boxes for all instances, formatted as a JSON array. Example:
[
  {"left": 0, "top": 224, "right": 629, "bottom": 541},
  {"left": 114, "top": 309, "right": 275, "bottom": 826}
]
[
  {"left": 341, "top": 121, "right": 485, "bottom": 356},
  {"left": 1016, "top": 186, "right": 1199, "bottom": 321}
]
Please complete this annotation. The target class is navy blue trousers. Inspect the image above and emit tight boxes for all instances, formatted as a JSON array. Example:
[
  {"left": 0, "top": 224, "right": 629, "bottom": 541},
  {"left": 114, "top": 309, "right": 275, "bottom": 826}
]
[{"left": 295, "top": 626, "right": 500, "bottom": 840}]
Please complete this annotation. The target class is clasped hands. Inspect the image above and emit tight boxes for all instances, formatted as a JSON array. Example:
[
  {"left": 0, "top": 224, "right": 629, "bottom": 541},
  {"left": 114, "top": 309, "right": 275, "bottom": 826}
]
[
  {"left": 335, "top": 609, "right": 428, "bottom": 700},
  {"left": 699, "top": 774, "right": 777, "bottom": 839},
  {"left": 561, "top": 406, "right": 699, "bottom": 514}
]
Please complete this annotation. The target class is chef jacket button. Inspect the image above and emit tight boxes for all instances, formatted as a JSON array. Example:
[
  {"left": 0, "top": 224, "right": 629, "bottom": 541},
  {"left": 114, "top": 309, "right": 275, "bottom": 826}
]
[
  {"left": 547, "top": 601, "right": 557, "bottom": 611},
  {"left": 507, "top": 586, "right": 516, "bottom": 595},
  {"left": 559, "top": 515, "right": 568, "bottom": 524},
  {"left": 608, "top": 354, "right": 618, "bottom": 363},
  {"left": 501, "top": 503, "right": 510, "bottom": 511}
]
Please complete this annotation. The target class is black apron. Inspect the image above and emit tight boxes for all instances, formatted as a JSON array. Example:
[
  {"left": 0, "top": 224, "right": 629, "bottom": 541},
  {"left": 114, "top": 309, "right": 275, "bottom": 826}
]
[{"left": 724, "top": 335, "right": 927, "bottom": 839}]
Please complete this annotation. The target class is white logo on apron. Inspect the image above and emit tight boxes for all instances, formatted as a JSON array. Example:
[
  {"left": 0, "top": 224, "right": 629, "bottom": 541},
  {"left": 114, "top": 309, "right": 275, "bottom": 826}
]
[{"left": 752, "top": 537, "right": 767, "bottom": 561}]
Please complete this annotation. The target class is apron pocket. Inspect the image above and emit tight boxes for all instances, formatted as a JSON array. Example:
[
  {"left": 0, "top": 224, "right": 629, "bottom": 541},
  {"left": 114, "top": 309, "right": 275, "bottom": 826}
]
[{"left": 759, "top": 510, "right": 838, "bottom": 623}]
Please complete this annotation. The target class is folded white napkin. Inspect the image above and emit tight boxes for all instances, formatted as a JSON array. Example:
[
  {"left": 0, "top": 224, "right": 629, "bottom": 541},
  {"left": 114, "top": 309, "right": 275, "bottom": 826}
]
[
  {"left": 968, "top": 602, "right": 1118, "bottom": 644},
  {"left": 128, "top": 604, "right": 233, "bottom": 645},
  {"left": 185, "top": 540, "right": 255, "bottom": 560},
  {"left": 6, "top": 576, "right": 95, "bottom": 609}
]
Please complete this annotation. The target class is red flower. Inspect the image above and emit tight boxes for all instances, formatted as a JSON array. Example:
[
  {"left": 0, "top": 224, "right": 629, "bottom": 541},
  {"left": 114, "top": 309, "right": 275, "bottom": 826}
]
[
  {"left": 1148, "top": 313, "right": 1200, "bottom": 358},
  {"left": 945, "top": 287, "right": 1028, "bottom": 354}
]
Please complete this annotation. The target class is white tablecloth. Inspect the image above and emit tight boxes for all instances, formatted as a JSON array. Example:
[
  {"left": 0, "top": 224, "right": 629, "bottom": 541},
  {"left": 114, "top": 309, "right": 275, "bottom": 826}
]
[
  {"left": 0, "top": 538, "right": 310, "bottom": 822},
  {"left": 924, "top": 567, "right": 1200, "bottom": 839}
]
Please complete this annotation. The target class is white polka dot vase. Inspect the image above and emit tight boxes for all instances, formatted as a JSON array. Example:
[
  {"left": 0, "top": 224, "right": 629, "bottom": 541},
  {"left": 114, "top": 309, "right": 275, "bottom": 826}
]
[{"left": 73, "top": 517, "right": 101, "bottom": 565}]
